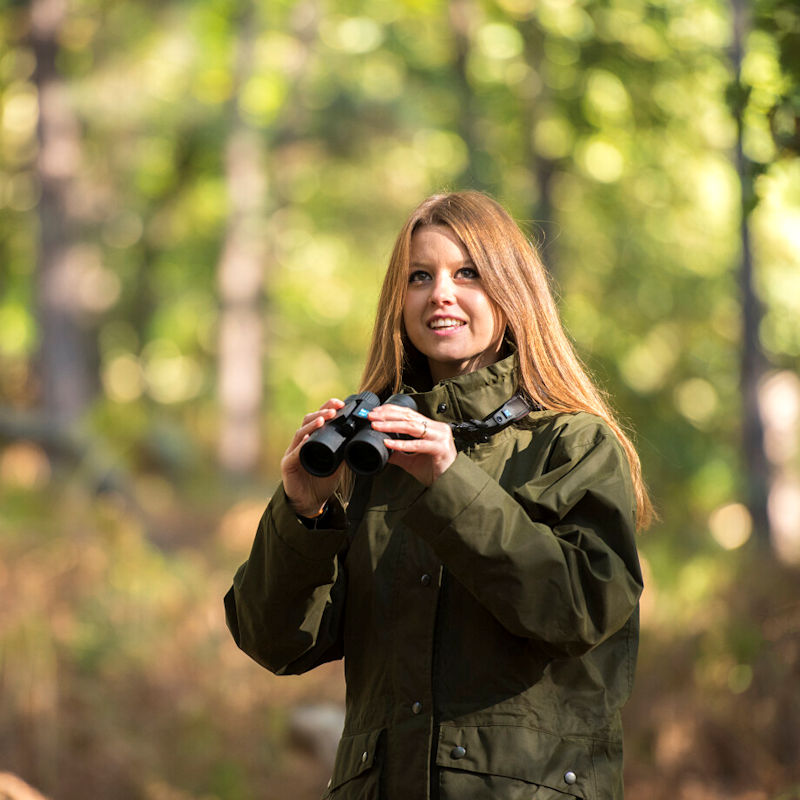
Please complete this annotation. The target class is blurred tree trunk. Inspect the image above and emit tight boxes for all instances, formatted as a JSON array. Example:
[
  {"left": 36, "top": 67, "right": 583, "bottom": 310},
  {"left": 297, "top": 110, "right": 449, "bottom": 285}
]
[
  {"left": 217, "top": 1, "right": 267, "bottom": 475},
  {"left": 730, "top": 0, "right": 771, "bottom": 547},
  {"left": 30, "top": 0, "right": 95, "bottom": 431},
  {"left": 449, "top": 0, "right": 490, "bottom": 191}
]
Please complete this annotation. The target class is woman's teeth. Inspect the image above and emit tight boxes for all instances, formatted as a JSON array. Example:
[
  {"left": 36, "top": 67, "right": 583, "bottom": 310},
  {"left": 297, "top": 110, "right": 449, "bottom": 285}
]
[{"left": 429, "top": 319, "right": 465, "bottom": 329}]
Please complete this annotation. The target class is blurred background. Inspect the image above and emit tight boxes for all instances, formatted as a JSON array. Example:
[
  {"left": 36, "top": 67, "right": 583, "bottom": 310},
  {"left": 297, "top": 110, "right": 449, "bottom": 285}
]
[{"left": 1, "top": 0, "right": 799, "bottom": 798}]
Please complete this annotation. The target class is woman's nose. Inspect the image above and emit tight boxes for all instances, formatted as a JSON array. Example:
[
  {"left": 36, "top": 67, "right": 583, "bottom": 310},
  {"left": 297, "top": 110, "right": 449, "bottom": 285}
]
[{"left": 430, "top": 273, "right": 456, "bottom": 304}]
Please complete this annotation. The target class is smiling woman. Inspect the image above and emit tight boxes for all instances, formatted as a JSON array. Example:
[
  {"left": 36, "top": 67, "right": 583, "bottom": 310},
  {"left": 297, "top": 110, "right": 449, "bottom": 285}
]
[{"left": 225, "top": 191, "right": 654, "bottom": 800}]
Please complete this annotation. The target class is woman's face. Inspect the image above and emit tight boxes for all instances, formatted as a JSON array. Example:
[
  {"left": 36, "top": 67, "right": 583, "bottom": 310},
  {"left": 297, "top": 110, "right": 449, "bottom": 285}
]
[{"left": 402, "top": 224, "right": 506, "bottom": 384}]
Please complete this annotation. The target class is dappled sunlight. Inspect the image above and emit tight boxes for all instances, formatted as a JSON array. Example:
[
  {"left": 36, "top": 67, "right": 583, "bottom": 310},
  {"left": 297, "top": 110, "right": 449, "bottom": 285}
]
[
  {"left": 0, "top": 441, "right": 51, "bottom": 489},
  {"left": 673, "top": 377, "right": 720, "bottom": 429},
  {"left": 760, "top": 371, "right": 800, "bottom": 563},
  {"left": 708, "top": 502, "right": 753, "bottom": 550},
  {"left": 577, "top": 136, "right": 625, "bottom": 183},
  {"left": 140, "top": 340, "right": 205, "bottom": 405},
  {"left": 619, "top": 323, "right": 680, "bottom": 395},
  {"left": 102, "top": 353, "right": 145, "bottom": 403},
  {"left": 768, "top": 476, "right": 800, "bottom": 564},
  {"left": 412, "top": 129, "right": 469, "bottom": 175}
]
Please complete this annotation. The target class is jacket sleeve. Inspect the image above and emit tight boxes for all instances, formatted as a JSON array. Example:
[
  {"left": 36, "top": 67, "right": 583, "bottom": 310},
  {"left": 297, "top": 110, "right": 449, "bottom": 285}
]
[
  {"left": 224, "top": 484, "right": 350, "bottom": 675},
  {"left": 401, "top": 416, "right": 643, "bottom": 657}
]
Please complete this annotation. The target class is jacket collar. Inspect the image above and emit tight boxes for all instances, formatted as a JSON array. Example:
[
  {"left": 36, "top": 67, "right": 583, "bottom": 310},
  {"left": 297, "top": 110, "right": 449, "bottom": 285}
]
[{"left": 400, "top": 353, "right": 520, "bottom": 424}]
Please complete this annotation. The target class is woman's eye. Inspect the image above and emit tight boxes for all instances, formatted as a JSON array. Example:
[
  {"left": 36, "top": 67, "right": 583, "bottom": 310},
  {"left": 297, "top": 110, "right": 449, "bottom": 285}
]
[
  {"left": 408, "top": 270, "right": 430, "bottom": 283},
  {"left": 457, "top": 267, "right": 479, "bottom": 279}
]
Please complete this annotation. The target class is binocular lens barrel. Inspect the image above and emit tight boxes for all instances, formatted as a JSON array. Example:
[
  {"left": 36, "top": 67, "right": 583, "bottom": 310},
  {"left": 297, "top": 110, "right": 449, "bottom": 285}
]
[
  {"left": 298, "top": 427, "right": 349, "bottom": 477},
  {"left": 383, "top": 394, "right": 418, "bottom": 412},
  {"left": 345, "top": 429, "right": 390, "bottom": 475},
  {"left": 344, "top": 393, "right": 418, "bottom": 475}
]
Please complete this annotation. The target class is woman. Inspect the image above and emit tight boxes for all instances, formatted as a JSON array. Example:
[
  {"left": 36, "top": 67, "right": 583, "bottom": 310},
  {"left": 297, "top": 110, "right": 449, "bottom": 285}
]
[{"left": 225, "top": 191, "right": 653, "bottom": 800}]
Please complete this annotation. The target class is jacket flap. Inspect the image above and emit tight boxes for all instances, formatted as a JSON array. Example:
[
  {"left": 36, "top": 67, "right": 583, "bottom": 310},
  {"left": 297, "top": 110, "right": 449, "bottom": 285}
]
[
  {"left": 328, "top": 727, "right": 382, "bottom": 791},
  {"left": 436, "top": 723, "right": 608, "bottom": 798}
]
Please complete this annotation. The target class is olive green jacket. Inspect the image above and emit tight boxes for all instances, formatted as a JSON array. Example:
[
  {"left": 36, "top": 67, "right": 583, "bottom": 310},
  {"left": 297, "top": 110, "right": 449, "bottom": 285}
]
[{"left": 225, "top": 356, "right": 643, "bottom": 800}]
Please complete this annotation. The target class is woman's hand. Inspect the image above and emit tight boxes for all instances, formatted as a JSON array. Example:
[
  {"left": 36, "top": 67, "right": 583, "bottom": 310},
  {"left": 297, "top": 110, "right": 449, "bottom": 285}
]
[
  {"left": 368, "top": 405, "right": 457, "bottom": 486},
  {"left": 281, "top": 398, "right": 346, "bottom": 517}
]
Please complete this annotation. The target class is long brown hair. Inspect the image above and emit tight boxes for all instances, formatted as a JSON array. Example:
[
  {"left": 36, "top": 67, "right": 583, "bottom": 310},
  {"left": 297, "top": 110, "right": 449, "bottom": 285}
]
[{"left": 360, "top": 190, "right": 655, "bottom": 530}]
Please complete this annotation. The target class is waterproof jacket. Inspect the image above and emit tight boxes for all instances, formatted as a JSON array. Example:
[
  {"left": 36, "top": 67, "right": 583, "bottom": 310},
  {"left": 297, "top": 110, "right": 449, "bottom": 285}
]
[{"left": 225, "top": 355, "right": 643, "bottom": 800}]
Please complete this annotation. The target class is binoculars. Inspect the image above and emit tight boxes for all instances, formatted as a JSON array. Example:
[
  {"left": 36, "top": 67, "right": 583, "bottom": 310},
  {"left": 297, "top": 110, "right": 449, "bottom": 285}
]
[{"left": 299, "top": 392, "right": 418, "bottom": 477}]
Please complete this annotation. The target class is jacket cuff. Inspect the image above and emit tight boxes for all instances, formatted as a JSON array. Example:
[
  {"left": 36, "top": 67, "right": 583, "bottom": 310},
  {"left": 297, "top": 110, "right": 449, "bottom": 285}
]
[
  {"left": 403, "top": 453, "right": 492, "bottom": 540},
  {"left": 269, "top": 483, "right": 349, "bottom": 560}
]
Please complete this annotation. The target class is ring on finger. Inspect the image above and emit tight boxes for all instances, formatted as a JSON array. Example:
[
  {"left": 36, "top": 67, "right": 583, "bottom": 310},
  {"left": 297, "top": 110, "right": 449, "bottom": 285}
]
[{"left": 419, "top": 419, "right": 428, "bottom": 439}]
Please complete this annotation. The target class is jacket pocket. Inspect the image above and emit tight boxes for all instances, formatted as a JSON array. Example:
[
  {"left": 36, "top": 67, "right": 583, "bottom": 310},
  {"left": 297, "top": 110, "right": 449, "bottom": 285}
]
[
  {"left": 438, "top": 769, "right": 578, "bottom": 800},
  {"left": 323, "top": 728, "right": 384, "bottom": 800},
  {"left": 436, "top": 723, "right": 607, "bottom": 800}
]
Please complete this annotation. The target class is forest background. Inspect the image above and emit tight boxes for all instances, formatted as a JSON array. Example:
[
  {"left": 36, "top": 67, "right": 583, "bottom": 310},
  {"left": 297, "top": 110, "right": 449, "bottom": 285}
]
[{"left": 1, "top": 0, "right": 799, "bottom": 798}]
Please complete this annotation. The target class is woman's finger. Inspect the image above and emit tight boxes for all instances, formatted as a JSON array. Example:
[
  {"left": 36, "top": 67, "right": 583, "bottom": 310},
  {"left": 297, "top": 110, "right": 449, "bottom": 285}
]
[
  {"left": 287, "top": 400, "right": 344, "bottom": 454},
  {"left": 300, "top": 398, "right": 344, "bottom": 426},
  {"left": 369, "top": 407, "right": 442, "bottom": 435},
  {"left": 370, "top": 416, "right": 448, "bottom": 442},
  {"left": 286, "top": 414, "right": 326, "bottom": 454},
  {"left": 384, "top": 437, "right": 435, "bottom": 452}
]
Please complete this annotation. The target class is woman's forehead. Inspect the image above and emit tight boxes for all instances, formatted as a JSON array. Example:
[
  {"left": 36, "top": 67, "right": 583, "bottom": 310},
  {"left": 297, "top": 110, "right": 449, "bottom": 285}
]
[{"left": 409, "top": 224, "right": 469, "bottom": 258}]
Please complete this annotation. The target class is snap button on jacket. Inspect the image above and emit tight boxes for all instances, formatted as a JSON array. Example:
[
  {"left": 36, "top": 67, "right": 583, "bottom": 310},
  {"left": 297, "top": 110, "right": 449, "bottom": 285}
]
[{"left": 225, "top": 356, "right": 643, "bottom": 800}]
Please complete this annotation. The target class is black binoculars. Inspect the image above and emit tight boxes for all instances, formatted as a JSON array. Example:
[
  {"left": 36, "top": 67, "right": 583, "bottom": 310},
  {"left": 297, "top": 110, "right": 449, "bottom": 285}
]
[{"left": 299, "top": 392, "right": 418, "bottom": 477}]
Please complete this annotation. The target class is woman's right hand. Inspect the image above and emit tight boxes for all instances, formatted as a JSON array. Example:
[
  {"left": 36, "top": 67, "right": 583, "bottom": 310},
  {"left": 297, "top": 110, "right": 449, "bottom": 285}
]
[{"left": 280, "top": 398, "right": 346, "bottom": 518}]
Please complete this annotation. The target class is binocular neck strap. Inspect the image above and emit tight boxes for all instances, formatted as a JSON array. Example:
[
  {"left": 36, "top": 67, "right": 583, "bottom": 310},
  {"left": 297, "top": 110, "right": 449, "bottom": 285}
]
[{"left": 450, "top": 393, "right": 538, "bottom": 446}]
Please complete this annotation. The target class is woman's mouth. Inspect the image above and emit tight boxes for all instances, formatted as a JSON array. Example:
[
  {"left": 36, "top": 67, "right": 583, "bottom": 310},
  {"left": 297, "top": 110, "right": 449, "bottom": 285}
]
[{"left": 428, "top": 318, "right": 466, "bottom": 331}]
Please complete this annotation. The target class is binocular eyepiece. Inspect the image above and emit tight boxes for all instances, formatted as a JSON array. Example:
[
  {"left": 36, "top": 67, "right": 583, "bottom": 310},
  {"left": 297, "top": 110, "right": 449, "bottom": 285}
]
[{"left": 299, "top": 392, "right": 418, "bottom": 477}]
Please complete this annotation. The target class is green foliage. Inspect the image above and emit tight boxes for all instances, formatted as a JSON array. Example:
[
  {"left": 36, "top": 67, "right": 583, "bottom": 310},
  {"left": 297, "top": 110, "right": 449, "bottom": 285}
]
[{"left": 1, "top": 0, "right": 799, "bottom": 796}]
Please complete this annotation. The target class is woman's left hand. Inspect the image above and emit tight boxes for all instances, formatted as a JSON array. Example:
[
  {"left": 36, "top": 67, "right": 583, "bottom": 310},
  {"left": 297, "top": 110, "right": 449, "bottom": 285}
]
[{"left": 368, "top": 405, "right": 457, "bottom": 486}]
